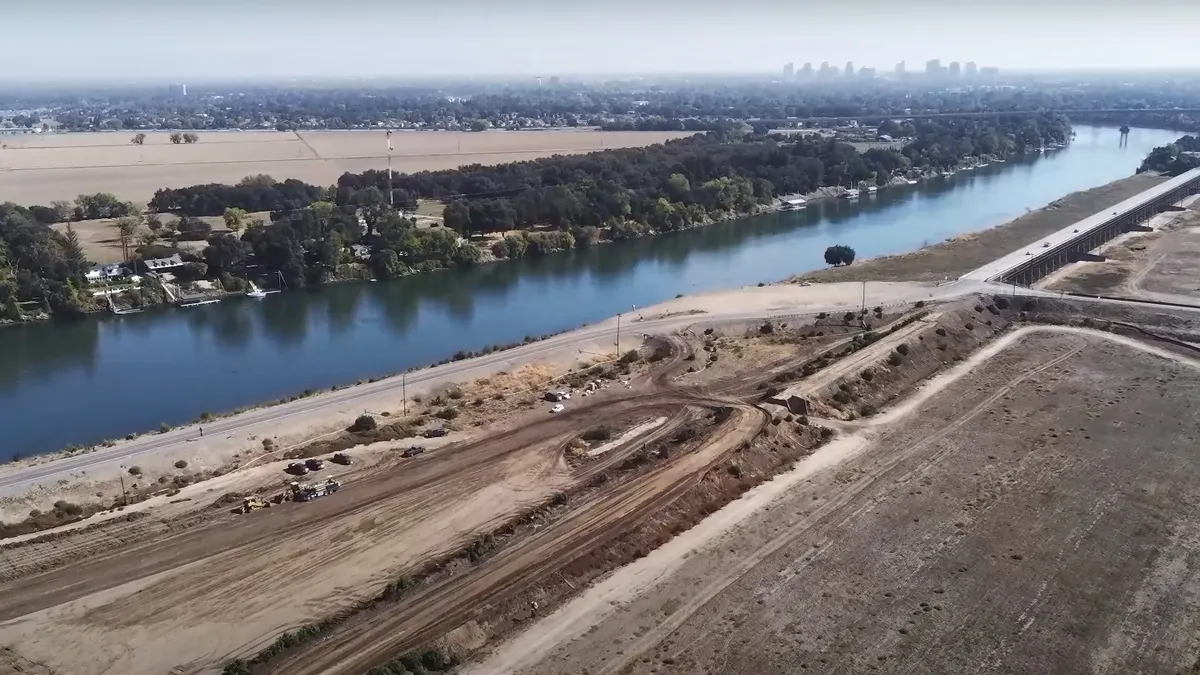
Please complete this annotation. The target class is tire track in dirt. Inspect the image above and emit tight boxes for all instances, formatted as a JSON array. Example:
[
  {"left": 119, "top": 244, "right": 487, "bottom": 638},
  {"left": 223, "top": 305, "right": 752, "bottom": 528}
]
[{"left": 270, "top": 404, "right": 768, "bottom": 675}]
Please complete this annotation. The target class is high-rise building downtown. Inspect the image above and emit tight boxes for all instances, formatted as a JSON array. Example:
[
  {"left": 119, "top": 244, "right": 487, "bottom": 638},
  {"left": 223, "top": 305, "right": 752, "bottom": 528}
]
[
  {"left": 925, "top": 59, "right": 941, "bottom": 76},
  {"left": 965, "top": 61, "right": 978, "bottom": 77},
  {"left": 783, "top": 62, "right": 795, "bottom": 78},
  {"left": 895, "top": 60, "right": 906, "bottom": 75},
  {"left": 948, "top": 61, "right": 961, "bottom": 76}
]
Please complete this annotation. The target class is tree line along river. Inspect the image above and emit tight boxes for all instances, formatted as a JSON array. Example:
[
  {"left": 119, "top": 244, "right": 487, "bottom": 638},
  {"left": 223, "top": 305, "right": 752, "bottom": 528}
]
[{"left": 0, "top": 125, "right": 1181, "bottom": 458}]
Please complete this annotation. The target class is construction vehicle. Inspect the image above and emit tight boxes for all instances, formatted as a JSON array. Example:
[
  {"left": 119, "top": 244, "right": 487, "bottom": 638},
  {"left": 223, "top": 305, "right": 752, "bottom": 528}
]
[
  {"left": 286, "top": 462, "right": 309, "bottom": 475},
  {"left": 241, "top": 496, "right": 271, "bottom": 514},
  {"left": 331, "top": 452, "right": 353, "bottom": 465},
  {"left": 305, "top": 457, "right": 326, "bottom": 471},
  {"left": 290, "top": 477, "right": 341, "bottom": 502}
]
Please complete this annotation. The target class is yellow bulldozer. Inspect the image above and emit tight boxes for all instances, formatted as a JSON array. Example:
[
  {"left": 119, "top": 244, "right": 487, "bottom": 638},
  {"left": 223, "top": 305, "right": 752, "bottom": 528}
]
[{"left": 241, "top": 496, "right": 271, "bottom": 514}]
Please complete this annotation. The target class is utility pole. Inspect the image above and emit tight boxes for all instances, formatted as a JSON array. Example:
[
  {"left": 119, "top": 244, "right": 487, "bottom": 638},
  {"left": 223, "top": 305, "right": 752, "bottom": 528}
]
[
  {"left": 118, "top": 471, "right": 128, "bottom": 506},
  {"left": 860, "top": 281, "right": 867, "bottom": 314},
  {"left": 615, "top": 313, "right": 621, "bottom": 357},
  {"left": 402, "top": 372, "right": 407, "bottom": 416},
  {"left": 386, "top": 130, "right": 394, "bottom": 207}
]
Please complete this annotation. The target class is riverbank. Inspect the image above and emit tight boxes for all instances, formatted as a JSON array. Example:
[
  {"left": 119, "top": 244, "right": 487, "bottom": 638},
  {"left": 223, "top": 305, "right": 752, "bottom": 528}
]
[{"left": 792, "top": 172, "right": 1168, "bottom": 283}]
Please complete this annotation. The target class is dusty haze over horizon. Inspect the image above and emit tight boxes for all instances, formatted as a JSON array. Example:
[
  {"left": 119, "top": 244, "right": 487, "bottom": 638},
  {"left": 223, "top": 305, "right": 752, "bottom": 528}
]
[{"left": 4, "top": 0, "right": 1200, "bottom": 80}]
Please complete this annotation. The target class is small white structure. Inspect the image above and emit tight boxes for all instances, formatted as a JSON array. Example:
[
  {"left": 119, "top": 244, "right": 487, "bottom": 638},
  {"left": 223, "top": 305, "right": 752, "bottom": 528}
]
[{"left": 779, "top": 194, "right": 808, "bottom": 210}]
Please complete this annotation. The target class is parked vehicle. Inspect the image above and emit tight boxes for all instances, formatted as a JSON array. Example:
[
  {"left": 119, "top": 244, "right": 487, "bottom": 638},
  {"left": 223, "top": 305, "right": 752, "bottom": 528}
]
[
  {"left": 305, "top": 458, "right": 326, "bottom": 471},
  {"left": 544, "top": 391, "right": 563, "bottom": 402},
  {"left": 401, "top": 446, "right": 426, "bottom": 458},
  {"left": 423, "top": 428, "right": 447, "bottom": 438},
  {"left": 550, "top": 403, "right": 565, "bottom": 413},
  {"left": 331, "top": 452, "right": 352, "bottom": 465},
  {"left": 286, "top": 462, "right": 309, "bottom": 475}
]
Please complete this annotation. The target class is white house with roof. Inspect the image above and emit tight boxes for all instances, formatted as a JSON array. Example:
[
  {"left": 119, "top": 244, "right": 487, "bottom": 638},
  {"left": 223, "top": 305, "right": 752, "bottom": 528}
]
[
  {"left": 85, "top": 263, "right": 127, "bottom": 284},
  {"left": 142, "top": 254, "right": 185, "bottom": 273}
]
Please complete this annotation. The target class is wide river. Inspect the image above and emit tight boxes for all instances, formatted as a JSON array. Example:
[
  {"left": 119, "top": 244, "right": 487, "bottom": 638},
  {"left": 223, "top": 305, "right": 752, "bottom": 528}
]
[{"left": 0, "top": 126, "right": 1179, "bottom": 458}]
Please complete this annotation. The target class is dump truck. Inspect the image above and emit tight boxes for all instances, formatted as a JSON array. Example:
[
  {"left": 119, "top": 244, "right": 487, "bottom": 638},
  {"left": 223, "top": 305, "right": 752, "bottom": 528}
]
[
  {"left": 290, "top": 477, "right": 342, "bottom": 502},
  {"left": 242, "top": 496, "right": 270, "bottom": 514}
]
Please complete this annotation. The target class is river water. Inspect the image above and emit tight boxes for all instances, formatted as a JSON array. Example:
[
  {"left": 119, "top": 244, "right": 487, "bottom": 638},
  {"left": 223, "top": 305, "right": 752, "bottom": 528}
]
[{"left": 0, "top": 126, "right": 1179, "bottom": 457}]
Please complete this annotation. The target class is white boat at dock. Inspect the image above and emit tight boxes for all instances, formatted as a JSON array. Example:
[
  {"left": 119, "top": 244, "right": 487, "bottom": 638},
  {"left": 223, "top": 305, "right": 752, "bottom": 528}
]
[
  {"left": 840, "top": 189, "right": 860, "bottom": 200},
  {"left": 247, "top": 281, "right": 268, "bottom": 299},
  {"left": 866, "top": 186, "right": 878, "bottom": 193}
]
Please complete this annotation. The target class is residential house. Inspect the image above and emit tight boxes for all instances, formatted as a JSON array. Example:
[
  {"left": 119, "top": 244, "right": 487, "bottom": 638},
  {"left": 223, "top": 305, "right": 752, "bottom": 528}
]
[{"left": 85, "top": 263, "right": 127, "bottom": 284}]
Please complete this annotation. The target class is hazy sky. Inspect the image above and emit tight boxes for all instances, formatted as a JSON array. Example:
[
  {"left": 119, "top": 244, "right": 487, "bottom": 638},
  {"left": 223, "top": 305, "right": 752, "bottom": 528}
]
[{"left": 5, "top": 0, "right": 1200, "bottom": 79}]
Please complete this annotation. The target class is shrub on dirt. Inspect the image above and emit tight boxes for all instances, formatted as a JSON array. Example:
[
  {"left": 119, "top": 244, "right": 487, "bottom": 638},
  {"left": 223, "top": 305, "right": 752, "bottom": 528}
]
[
  {"left": 859, "top": 403, "right": 879, "bottom": 417},
  {"left": 127, "top": 466, "right": 142, "bottom": 476},
  {"left": 582, "top": 426, "right": 612, "bottom": 442},
  {"left": 728, "top": 463, "right": 744, "bottom": 477},
  {"left": 819, "top": 427, "right": 835, "bottom": 440},
  {"left": 434, "top": 407, "right": 459, "bottom": 420},
  {"left": 860, "top": 368, "right": 875, "bottom": 382},
  {"left": 759, "top": 322, "right": 774, "bottom": 335},
  {"left": 935, "top": 327, "right": 947, "bottom": 337},
  {"left": 974, "top": 304, "right": 984, "bottom": 312},
  {"left": 964, "top": 322, "right": 974, "bottom": 330},
  {"left": 159, "top": 422, "right": 172, "bottom": 434},
  {"left": 620, "top": 349, "right": 640, "bottom": 364},
  {"left": 994, "top": 296, "right": 1010, "bottom": 310},
  {"left": 174, "top": 459, "right": 188, "bottom": 469},
  {"left": 832, "top": 390, "right": 852, "bottom": 405},
  {"left": 888, "top": 352, "right": 904, "bottom": 366},
  {"left": 895, "top": 343, "right": 910, "bottom": 356},
  {"left": 262, "top": 438, "right": 276, "bottom": 451},
  {"left": 350, "top": 414, "right": 377, "bottom": 432},
  {"left": 446, "top": 388, "right": 464, "bottom": 400},
  {"left": 843, "top": 312, "right": 856, "bottom": 324}
]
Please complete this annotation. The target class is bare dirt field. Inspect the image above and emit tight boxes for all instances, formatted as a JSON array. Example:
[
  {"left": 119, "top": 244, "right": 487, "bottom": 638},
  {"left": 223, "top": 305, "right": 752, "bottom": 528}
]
[
  {"left": 478, "top": 327, "right": 1200, "bottom": 675},
  {"left": 794, "top": 172, "right": 1167, "bottom": 284},
  {"left": 1045, "top": 197, "right": 1200, "bottom": 302},
  {"left": 0, "top": 130, "right": 695, "bottom": 206},
  {"left": 5, "top": 296, "right": 1199, "bottom": 675}
]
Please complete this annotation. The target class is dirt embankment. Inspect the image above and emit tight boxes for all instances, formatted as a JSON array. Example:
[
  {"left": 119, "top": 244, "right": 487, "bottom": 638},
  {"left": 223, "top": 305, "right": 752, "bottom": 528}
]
[{"left": 793, "top": 172, "right": 1167, "bottom": 284}]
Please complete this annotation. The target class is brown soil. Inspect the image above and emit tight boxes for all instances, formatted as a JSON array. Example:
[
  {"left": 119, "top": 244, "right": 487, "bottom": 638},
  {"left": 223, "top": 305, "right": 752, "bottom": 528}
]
[
  {"left": 5, "top": 298, "right": 1194, "bottom": 675},
  {"left": 492, "top": 326, "right": 1200, "bottom": 675},
  {"left": 2, "top": 130, "right": 695, "bottom": 205},
  {"left": 793, "top": 173, "right": 1167, "bottom": 284}
]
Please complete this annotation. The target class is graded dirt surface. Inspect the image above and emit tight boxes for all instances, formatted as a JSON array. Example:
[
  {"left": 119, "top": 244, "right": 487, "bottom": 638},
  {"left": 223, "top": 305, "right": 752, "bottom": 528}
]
[
  {"left": 0, "top": 385, "right": 709, "bottom": 675},
  {"left": 794, "top": 173, "right": 1167, "bottom": 284},
  {"left": 1046, "top": 197, "right": 1200, "bottom": 303},
  {"left": 473, "top": 327, "right": 1200, "bottom": 675},
  {"left": 0, "top": 129, "right": 696, "bottom": 205}
]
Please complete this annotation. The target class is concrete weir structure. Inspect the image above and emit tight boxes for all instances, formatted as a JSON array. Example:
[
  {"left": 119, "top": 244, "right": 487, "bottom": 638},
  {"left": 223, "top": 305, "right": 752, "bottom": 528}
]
[{"left": 964, "top": 167, "right": 1200, "bottom": 286}]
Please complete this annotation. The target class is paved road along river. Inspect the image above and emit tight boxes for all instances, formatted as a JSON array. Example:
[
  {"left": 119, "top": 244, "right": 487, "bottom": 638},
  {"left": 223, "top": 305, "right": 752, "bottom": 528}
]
[{"left": 0, "top": 126, "right": 1181, "bottom": 458}]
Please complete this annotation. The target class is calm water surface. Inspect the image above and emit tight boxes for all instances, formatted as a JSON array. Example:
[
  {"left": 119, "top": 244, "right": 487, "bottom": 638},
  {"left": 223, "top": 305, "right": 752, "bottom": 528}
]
[{"left": 0, "top": 126, "right": 1179, "bottom": 457}]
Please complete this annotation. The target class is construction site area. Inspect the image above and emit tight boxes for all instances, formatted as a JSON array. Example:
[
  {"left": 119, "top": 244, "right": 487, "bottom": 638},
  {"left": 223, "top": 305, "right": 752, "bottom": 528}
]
[{"left": 3, "top": 285, "right": 1200, "bottom": 675}]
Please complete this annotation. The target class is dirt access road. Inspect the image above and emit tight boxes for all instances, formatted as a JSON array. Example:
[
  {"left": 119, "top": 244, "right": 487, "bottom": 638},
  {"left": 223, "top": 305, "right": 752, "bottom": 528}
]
[
  {"left": 0, "top": 383, "right": 716, "bottom": 675},
  {"left": 472, "top": 326, "right": 1200, "bottom": 675}
]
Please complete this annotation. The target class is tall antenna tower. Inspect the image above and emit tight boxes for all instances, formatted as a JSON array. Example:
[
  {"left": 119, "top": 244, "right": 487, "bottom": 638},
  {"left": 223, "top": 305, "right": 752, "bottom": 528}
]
[{"left": 386, "top": 130, "right": 394, "bottom": 207}]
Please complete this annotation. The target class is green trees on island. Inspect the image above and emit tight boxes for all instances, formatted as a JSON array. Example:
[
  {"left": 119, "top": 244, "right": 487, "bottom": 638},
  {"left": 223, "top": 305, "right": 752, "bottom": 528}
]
[{"left": 1138, "top": 135, "right": 1200, "bottom": 176}]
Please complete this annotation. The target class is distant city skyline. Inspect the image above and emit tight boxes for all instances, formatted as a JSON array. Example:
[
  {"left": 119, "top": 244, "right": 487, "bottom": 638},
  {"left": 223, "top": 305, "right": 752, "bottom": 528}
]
[{"left": 1, "top": 0, "right": 1199, "bottom": 79}]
